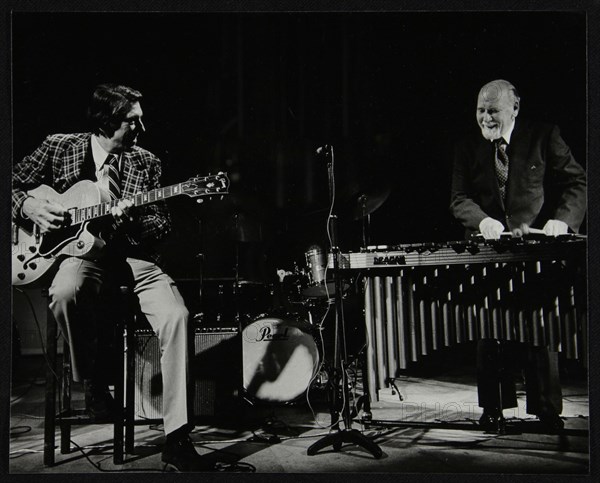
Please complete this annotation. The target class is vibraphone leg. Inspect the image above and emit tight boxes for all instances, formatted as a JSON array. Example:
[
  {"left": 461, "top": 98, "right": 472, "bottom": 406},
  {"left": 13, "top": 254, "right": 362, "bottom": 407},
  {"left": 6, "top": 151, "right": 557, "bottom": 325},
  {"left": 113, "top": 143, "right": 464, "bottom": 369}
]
[
  {"left": 363, "top": 277, "right": 378, "bottom": 403},
  {"left": 358, "top": 350, "right": 373, "bottom": 425},
  {"left": 496, "top": 341, "right": 506, "bottom": 435}
]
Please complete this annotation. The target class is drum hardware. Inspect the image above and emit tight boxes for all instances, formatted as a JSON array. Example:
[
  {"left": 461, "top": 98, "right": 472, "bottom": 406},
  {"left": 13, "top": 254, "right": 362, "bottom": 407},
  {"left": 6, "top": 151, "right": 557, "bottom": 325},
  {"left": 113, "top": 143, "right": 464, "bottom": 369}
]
[
  {"left": 360, "top": 196, "right": 371, "bottom": 249},
  {"left": 305, "top": 245, "right": 326, "bottom": 286},
  {"left": 307, "top": 144, "right": 382, "bottom": 459},
  {"left": 198, "top": 278, "right": 273, "bottom": 327},
  {"left": 311, "top": 368, "right": 330, "bottom": 390},
  {"left": 302, "top": 246, "right": 349, "bottom": 299},
  {"left": 343, "top": 176, "right": 391, "bottom": 248},
  {"left": 346, "top": 180, "right": 391, "bottom": 221}
]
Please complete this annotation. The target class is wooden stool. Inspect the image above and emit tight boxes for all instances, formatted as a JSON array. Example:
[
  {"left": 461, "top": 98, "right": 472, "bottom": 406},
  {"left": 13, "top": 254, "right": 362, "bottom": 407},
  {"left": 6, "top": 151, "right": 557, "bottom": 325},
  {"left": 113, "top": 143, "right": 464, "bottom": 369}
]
[{"left": 43, "top": 286, "right": 137, "bottom": 466}]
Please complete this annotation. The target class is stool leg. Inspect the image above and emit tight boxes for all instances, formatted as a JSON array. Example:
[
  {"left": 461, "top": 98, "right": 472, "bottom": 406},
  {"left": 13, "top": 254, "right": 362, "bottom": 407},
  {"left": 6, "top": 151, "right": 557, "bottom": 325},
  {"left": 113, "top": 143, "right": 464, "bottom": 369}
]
[
  {"left": 60, "top": 339, "right": 72, "bottom": 454},
  {"left": 43, "top": 305, "right": 57, "bottom": 466},
  {"left": 113, "top": 317, "right": 125, "bottom": 465},
  {"left": 125, "top": 318, "right": 136, "bottom": 453}
]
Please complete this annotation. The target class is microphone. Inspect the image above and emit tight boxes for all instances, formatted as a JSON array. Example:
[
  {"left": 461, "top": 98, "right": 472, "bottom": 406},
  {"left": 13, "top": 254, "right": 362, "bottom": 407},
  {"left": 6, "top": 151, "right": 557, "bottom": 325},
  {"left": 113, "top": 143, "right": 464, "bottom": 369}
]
[{"left": 315, "top": 144, "right": 331, "bottom": 155}]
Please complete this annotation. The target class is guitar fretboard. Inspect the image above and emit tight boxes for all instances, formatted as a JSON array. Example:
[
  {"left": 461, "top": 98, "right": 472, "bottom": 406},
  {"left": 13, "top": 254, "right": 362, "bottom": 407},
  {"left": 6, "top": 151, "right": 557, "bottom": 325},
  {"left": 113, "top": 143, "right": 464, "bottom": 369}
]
[{"left": 71, "top": 183, "right": 185, "bottom": 225}]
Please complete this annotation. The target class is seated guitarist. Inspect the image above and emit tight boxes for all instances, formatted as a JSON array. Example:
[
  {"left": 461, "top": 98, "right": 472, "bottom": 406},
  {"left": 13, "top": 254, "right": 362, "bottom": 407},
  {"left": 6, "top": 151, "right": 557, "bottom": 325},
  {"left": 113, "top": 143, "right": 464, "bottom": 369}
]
[{"left": 12, "top": 84, "right": 213, "bottom": 472}]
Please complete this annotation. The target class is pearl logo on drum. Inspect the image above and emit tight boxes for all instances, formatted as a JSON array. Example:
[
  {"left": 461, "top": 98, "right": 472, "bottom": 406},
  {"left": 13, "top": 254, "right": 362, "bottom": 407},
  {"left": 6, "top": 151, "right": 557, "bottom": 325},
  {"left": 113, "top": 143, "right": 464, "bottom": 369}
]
[{"left": 256, "top": 325, "right": 290, "bottom": 342}]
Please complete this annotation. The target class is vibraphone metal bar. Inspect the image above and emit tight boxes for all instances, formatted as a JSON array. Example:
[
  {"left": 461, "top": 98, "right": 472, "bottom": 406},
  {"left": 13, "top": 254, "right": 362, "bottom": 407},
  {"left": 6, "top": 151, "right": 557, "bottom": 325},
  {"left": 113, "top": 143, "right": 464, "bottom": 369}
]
[
  {"left": 332, "top": 236, "right": 587, "bottom": 402},
  {"left": 332, "top": 235, "right": 586, "bottom": 269}
]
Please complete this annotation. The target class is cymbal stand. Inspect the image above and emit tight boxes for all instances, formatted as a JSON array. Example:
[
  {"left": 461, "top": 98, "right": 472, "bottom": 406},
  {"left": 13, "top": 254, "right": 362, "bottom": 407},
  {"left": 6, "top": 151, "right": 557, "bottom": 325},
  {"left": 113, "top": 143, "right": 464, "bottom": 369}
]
[
  {"left": 359, "top": 195, "right": 370, "bottom": 248},
  {"left": 307, "top": 146, "right": 382, "bottom": 459},
  {"left": 233, "top": 213, "right": 241, "bottom": 326}
]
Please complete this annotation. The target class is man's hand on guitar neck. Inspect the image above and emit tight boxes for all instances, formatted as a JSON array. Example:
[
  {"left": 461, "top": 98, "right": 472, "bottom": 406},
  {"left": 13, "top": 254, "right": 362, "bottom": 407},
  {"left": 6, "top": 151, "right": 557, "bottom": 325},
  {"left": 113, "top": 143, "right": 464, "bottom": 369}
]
[
  {"left": 21, "top": 196, "right": 67, "bottom": 233},
  {"left": 111, "top": 199, "right": 135, "bottom": 227}
]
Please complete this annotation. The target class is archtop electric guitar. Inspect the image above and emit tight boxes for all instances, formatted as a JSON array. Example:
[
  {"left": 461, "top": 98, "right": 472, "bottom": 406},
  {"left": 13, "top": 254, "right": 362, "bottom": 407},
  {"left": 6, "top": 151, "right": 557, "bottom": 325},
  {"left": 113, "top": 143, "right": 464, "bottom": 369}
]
[{"left": 12, "top": 172, "right": 229, "bottom": 287}]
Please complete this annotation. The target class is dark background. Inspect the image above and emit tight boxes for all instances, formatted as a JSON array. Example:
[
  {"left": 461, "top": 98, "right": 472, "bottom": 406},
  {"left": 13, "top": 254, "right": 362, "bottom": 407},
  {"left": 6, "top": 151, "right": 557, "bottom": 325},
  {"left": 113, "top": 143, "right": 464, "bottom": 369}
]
[{"left": 12, "top": 11, "right": 587, "bottom": 285}]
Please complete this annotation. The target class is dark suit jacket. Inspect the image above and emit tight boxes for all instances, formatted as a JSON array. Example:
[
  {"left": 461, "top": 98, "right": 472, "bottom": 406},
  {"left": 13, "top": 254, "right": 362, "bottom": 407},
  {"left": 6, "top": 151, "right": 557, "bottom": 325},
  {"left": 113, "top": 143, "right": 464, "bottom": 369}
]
[
  {"left": 12, "top": 133, "right": 171, "bottom": 264},
  {"left": 450, "top": 119, "right": 587, "bottom": 235}
]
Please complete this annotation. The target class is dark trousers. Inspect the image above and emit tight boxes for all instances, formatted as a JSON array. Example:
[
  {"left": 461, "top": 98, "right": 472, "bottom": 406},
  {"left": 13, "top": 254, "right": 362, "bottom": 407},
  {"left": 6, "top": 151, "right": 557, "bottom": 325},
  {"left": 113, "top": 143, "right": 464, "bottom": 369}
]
[{"left": 476, "top": 339, "right": 562, "bottom": 415}]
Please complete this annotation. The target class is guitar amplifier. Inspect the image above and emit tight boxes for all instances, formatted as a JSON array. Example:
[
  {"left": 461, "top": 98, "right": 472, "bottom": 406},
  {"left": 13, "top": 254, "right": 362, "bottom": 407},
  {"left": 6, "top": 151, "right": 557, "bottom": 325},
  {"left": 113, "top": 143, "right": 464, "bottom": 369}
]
[{"left": 130, "top": 328, "right": 240, "bottom": 420}]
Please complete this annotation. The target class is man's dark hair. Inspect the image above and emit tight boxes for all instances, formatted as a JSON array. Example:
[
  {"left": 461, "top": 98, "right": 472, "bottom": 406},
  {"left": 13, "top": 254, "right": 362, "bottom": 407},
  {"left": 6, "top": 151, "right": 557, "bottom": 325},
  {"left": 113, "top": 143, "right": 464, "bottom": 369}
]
[{"left": 87, "top": 84, "right": 143, "bottom": 136}]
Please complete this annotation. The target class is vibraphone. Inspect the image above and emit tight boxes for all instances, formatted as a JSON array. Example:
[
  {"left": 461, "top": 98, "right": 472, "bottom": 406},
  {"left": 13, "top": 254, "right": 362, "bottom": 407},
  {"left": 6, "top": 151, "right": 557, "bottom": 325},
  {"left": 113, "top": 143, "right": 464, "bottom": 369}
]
[{"left": 332, "top": 235, "right": 587, "bottom": 402}]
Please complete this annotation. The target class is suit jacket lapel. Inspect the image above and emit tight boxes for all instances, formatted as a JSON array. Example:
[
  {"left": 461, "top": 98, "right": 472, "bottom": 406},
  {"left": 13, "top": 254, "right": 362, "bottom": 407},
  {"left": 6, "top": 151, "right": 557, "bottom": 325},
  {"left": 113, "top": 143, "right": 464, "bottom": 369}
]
[
  {"left": 121, "top": 151, "right": 145, "bottom": 196},
  {"left": 62, "top": 133, "right": 92, "bottom": 187},
  {"left": 505, "top": 120, "right": 530, "bottom": 209}
]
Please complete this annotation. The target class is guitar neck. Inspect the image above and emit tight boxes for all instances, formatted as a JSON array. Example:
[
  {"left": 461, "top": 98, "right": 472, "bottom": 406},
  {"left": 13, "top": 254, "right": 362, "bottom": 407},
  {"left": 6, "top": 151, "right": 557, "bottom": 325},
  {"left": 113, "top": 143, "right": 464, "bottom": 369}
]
[{"left": 72, "top": 183, "right": 184, "bottom": 225}]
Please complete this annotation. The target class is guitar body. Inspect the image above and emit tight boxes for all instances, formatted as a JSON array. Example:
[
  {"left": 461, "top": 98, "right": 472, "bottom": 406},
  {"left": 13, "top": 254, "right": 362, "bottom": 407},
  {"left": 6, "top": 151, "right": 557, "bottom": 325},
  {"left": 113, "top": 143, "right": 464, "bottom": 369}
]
[{"left": 12, "top": 181, "right": 108, "bottom": 287}]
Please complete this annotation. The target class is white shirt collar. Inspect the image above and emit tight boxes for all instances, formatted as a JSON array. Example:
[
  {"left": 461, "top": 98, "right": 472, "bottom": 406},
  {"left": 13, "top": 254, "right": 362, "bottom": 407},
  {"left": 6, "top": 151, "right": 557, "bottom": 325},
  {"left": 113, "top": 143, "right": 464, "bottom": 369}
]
[
  {"left": 503, "top": 119, "right": 515, "bottom": 144},
  {"left": 490, "top": 119, "right": 515, "bottom": 145},
  {"left": 91, "top": 134, "right": 118, "bottom": 169}
]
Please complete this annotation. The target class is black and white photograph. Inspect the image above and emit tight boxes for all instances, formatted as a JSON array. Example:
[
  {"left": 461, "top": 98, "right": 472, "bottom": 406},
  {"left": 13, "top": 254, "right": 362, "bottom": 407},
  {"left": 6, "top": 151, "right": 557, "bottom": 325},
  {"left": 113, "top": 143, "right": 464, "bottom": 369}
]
[{"left": 5, "top": 2, "right": 597, "bottom": 479}]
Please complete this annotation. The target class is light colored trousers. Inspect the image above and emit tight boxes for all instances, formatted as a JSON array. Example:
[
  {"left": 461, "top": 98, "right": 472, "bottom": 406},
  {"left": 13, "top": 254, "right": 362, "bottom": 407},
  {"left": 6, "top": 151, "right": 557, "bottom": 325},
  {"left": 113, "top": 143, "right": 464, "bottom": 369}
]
[{"left": 49, "top": 256, "right": 190, "bottom": 436}]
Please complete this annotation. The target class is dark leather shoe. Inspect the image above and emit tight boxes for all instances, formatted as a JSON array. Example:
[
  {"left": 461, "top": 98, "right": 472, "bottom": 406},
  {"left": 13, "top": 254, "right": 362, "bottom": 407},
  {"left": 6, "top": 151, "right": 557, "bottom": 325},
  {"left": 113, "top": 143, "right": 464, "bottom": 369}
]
[
  {"left": 84, "top": 380, "right": 116, "bottom": 422},
  {"left": 537, "top": 412, "right": 564, "bottom": 431},
  {"left": 478, "top": 409, "right": 501, "bottom": 432},
  {"left": 162, "top": 436, "right": 215, "bottom": 472}
]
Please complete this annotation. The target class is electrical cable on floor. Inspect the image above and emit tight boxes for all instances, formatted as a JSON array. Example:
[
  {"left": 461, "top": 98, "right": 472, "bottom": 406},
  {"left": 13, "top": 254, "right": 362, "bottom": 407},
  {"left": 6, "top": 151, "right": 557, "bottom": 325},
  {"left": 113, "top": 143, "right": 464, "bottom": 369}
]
[
  {"left": 9, "top": 448, "right": 43, "bottom": 459},
  {"left": 192, "top": 427, "right": 338, "bottom": 447},
  {"left": 214, "top": 461, "right": 256, "bottom": 472},
  {"left": 10, "top": 413, "right": 45, "bottom": 420},
  {"left": 76, "top": 437, "right": 256, "bottom": 473},
  {"left": 69, "top": 438, "right": 164, "bottom": 473},
  {"left": 9, "top": 426, "right": 32, "bottom": 437}
]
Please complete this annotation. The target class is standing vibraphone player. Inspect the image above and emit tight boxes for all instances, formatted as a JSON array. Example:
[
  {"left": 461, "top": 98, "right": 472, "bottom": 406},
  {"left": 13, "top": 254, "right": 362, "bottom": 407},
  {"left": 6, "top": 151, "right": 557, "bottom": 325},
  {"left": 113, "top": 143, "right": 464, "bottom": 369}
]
[{"left": 449, "top": 79, "right": 587, "bottom": 431}]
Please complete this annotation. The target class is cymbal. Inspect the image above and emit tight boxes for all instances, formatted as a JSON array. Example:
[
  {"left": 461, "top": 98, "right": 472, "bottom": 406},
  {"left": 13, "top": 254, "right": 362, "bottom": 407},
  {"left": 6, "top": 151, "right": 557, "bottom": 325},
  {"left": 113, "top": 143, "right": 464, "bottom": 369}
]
[{"left": 345, "top": 181, "right": 391, "bottom": 220}]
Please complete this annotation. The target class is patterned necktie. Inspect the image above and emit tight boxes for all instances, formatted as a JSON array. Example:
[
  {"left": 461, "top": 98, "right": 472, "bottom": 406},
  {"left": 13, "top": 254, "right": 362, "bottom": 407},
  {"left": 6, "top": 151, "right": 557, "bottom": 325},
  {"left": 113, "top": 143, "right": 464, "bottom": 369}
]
[
  {"left": 494, "top": 139, "right": 509, "bottom": 201},
  {"left": 105, "top": 154, "right": 121, "bottom": 200}
]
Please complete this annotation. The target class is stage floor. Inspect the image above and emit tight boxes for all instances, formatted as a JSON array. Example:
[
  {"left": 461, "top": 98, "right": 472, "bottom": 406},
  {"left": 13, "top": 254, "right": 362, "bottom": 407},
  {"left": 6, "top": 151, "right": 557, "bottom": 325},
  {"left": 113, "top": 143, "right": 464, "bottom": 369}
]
[{"left": 9, "top": 353, "right": 589, "bottom": 476}]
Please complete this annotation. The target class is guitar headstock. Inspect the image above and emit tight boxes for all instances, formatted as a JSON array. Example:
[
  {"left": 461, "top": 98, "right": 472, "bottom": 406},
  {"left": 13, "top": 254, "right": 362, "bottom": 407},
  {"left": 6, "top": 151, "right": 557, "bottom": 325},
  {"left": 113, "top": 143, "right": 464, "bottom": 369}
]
[{"left": 181, "top": 172, "right": 230, "bottom": 199}]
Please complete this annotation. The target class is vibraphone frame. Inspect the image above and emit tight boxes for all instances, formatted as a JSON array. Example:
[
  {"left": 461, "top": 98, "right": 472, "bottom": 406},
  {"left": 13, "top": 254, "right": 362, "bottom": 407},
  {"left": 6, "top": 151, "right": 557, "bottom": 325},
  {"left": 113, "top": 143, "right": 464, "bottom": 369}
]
[{"left": 334, "top": 236, "right": 587, "bottom": 405}]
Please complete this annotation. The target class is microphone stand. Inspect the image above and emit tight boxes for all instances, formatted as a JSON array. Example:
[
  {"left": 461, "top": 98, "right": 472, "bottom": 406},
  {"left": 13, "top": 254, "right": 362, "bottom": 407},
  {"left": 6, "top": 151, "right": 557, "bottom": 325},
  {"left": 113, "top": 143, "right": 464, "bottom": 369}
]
[{"left": 307, "top": 146, "right": 382, "bottom": 459}]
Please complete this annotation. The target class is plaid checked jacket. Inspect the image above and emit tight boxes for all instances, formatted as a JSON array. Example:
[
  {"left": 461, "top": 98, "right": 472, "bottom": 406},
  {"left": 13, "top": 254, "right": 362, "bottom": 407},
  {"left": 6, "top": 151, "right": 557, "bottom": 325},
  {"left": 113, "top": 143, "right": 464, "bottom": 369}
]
[{"left": 12, "top": 132, "right": 171, "bottom": 263}]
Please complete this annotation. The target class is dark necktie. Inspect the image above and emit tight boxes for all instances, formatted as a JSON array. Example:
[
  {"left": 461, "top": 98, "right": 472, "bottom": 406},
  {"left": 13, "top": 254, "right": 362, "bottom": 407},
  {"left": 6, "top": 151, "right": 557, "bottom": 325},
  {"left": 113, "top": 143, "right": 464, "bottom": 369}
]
[
  {"left": 105, "top": 154, "right": 121, "bottom": 200},
  {"left": 494, "top": 139, "right": 509, "bottom": 201}
]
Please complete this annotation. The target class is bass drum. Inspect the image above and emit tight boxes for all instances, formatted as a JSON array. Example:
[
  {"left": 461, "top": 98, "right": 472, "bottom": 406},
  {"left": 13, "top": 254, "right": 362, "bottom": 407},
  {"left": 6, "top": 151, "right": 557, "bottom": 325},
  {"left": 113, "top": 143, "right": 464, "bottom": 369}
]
[{"left": 242, "top": 315, "right": 320, "bottom": 403}]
